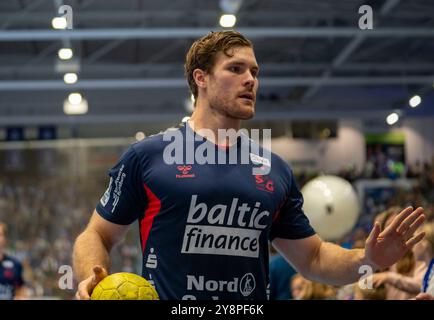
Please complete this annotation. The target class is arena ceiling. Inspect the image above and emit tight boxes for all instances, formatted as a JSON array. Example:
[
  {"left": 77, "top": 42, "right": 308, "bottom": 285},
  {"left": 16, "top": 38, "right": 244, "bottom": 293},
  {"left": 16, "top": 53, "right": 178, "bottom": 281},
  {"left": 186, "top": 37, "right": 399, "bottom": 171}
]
[{"left": 0, "top": 0, "right": 433, "bottom": 130}]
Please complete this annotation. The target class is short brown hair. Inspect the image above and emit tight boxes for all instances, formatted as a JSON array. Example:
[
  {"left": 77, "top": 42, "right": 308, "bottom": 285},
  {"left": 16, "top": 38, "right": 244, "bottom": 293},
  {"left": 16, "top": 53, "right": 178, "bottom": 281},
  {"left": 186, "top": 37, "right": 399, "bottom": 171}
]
[{"left": 184, "top": 30, "right": 253, "bottom": 102}]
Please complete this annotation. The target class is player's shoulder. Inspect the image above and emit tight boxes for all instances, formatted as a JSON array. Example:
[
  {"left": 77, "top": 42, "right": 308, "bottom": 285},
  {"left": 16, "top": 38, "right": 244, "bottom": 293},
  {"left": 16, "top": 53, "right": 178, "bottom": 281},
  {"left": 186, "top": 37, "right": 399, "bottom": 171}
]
[
  {"left": 242, "top": 133, "right": 292, "bottom": 173},
  {"left": 129, "top": 125, "right": 184, "bottom": 156},
  {"left": 270, "top": 151, "right": 293, "bottom": 172}
]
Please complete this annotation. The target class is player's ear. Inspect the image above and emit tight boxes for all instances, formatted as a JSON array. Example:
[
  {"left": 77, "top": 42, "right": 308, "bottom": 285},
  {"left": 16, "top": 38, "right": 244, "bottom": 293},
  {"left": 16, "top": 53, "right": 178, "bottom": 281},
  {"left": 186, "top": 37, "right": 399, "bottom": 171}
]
[{"left": 193, "top": 68, "right": 207, "bottom": 89}]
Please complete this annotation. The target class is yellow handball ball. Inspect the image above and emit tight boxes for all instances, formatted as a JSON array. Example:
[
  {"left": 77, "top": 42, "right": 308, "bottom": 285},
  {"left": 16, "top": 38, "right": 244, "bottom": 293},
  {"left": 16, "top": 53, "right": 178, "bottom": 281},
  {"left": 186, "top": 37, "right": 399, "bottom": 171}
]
[{"left": 90, "top": 272, "right": 159, "bottom": 300}]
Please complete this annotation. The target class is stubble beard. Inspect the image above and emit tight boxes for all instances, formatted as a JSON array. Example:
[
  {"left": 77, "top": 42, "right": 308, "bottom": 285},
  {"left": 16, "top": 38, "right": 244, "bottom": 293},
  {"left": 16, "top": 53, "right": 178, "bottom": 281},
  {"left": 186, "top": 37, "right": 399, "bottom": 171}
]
[{"left": 208, "top": 93, "right": 255, "bottom": 120}]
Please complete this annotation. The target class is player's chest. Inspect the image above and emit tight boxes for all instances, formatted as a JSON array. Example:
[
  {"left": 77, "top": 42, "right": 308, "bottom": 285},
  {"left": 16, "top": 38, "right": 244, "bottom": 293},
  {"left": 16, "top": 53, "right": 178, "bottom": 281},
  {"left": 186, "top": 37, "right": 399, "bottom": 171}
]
[{"left": 144, "top": 162, "right": 286, "bottom": 216}]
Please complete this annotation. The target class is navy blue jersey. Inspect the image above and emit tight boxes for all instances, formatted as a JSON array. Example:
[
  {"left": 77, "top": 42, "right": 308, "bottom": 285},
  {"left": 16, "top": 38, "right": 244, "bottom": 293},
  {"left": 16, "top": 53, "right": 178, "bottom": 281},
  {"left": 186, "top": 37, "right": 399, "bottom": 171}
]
[
  {"left": 0, "top": 255, "right": 24, "bottom": 300},
  {"left": 96, "top": 123, "right": 315, "bottom": 300}
]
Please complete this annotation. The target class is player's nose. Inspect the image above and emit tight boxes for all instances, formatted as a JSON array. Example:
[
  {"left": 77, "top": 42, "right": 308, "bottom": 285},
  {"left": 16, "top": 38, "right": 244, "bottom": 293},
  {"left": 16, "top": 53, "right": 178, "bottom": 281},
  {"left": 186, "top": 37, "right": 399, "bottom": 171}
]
[{"left": 243, "top": 72, "right": 255, "bottom": 89}]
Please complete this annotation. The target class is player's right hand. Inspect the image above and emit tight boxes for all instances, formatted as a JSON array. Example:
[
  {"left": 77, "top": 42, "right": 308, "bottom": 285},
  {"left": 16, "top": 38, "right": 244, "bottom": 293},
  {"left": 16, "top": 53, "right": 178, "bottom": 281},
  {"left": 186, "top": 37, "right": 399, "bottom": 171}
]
[{"left": 75, "top": 265, "right": 108, "bottom": 300}]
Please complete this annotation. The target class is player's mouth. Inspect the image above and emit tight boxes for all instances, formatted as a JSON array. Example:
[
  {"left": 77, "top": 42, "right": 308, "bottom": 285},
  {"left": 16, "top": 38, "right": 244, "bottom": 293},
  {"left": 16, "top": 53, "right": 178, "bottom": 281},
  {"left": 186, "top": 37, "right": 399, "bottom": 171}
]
[{"left": 238, "top": 92, "right": 255, "bottom": 103}]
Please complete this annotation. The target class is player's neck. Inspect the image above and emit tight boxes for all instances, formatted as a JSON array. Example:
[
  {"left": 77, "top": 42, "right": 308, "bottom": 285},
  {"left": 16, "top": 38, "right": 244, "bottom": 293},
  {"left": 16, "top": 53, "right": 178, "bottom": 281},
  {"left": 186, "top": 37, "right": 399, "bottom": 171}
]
[
  {"left": 189, "top": 105, "right": 241, "bottom": 146},
  {"left": 0, "top": 250, "right": 4, "bottom": 260}
]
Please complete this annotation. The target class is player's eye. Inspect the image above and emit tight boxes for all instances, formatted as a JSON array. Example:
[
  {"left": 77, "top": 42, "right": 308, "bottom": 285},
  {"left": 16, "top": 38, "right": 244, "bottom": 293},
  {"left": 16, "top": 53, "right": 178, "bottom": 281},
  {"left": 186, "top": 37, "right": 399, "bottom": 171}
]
[{"left": 229, "top": 66, "right": 241, "bottom": 73}]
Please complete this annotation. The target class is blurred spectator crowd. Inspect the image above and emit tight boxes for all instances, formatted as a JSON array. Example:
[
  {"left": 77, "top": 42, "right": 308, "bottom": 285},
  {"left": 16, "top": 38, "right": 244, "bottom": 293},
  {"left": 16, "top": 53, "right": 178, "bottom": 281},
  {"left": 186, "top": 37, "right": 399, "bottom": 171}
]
[{"left": 0, "top": 174, "right": 141, "bottom": 299}]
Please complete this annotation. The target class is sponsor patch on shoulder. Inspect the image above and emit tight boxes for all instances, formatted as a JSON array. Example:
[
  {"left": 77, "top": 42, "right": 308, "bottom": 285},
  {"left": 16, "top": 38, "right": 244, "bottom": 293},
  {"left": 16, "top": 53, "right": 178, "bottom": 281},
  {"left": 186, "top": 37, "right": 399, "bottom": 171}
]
[
  {"left": 250, "top": 153, "right": 270, "bottom": 167},
  {"left": 100, "top": 177, "right": 113, "bottom": 207}
]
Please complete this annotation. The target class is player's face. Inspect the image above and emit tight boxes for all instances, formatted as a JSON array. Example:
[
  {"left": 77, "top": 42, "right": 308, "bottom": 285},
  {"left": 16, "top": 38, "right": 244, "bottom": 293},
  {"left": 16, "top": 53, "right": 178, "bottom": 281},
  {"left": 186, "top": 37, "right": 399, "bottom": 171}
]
[{"left": 206, "top": 46, "right": 259, "bottom": 120}]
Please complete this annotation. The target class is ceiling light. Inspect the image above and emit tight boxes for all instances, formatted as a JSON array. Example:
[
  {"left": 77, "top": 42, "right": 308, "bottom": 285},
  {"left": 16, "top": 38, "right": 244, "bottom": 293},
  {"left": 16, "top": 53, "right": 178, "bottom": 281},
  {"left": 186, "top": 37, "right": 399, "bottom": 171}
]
[
  {"left": 64, "top": 98, "right": 88, "bottom": 115},
  {"left": 52, "top": 17, "right": 67, "bottom": 29},
  {"left": 409, "top": 95, "right": 421, "bottom": 108},
  {"left": 386, "top": 112, "right": 399, "bottom": 125},
  {"left": 58, "top": 48, "right": 73, "bottom": 60},
  {"left": 64, "top": 73, "right": 78, "bottom": 84},
  {"left": 219, "top": 14, "right": 236, "bottom": 28},
  {"left": 68, "top": 93, "right": 82, "bottom": 105}
]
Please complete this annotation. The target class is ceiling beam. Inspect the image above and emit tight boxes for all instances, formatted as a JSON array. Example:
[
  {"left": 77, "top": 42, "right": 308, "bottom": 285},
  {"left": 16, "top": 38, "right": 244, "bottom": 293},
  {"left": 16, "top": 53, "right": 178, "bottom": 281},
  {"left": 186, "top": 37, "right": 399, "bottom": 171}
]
[
  {"left": 0, "top": 109, "right": 398, "bottom": 126},
  {"left": 0, "top": 27, "right": 433, "bottom": 41},
  {"left": 0, "top": 10, "right": 431, "bottom": 24},
  {"left": 2, "top": 62, "right": 434, "bottom": 76},
  {"left": 0, "top": 0, "right": 46, "bottom": 29},
  {"left": 0, "top": 76, "right": 433, "bottom": 91}
]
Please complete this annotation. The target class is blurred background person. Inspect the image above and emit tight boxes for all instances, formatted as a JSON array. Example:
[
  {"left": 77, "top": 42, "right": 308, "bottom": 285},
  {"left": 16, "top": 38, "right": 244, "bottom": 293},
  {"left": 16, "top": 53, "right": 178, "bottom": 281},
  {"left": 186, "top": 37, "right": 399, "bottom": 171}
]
[
  {"left": 290, "top": 274, "right": 307, "bottom": 300},
  {"left": 413, "top": 222, "right": 434, "bottom": 296},
  {"left": 0, "top": 222, "right": 27, "bottom": 300},
  {"left": 297, "top": 278, "right": 337, "bottom": 300},
  {"left": 353, "top": 284, "right": 387, "bottom": 300}
]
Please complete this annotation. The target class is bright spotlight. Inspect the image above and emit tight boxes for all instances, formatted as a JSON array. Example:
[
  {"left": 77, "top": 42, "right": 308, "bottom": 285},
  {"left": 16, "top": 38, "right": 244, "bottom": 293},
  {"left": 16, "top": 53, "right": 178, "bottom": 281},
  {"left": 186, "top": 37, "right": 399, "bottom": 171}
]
[
  {"left": 64, "top": 73, "right": 78, "bottom": 84},
  {"left": 386, "top": 112, "right": 399, "bottom": 125},
  {"left": 64, "top": 97, "right": 88, "bottom": 115},
  {"left": 409, "top": 95, "right": 421, "bottom": 108},
  {"left": 219, "top": 14, "right": 236, "bottom": 28},
  {"left": 68, "top": 93, "right": 82, "bottom": 105},
  {"left": 52, "top": 17, "right": 67, "bottom": 29},
  {"left": 58, "top": 48, "right": 73, "bottom": 60}
]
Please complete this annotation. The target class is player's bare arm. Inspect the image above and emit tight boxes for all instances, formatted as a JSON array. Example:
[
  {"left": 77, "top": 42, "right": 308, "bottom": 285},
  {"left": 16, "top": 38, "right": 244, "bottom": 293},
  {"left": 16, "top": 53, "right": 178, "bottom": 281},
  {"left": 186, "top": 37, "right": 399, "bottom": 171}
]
[
  {"left": 273, "top": 206, "right": 425, "bottom": 286},
  {"left": 73, "top": 211, "right": 129, "bottom": 299},
  {"left": 273, "top": 234, "right": 366, "bottom": 285}
]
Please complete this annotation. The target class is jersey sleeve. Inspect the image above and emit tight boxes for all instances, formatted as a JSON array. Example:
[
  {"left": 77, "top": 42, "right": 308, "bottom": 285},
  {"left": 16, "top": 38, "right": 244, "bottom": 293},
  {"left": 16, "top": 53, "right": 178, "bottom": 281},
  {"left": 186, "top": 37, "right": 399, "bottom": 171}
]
[
  {"left": 96, "top": 145, "right": 146, "bottom": 225},
  {"left": 270, "top": 167, "right": 316, "bottom": 240}
]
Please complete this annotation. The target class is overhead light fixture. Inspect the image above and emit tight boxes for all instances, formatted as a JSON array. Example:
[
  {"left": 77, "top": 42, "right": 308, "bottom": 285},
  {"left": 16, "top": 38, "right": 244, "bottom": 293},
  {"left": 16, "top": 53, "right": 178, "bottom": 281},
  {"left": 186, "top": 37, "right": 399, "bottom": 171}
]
[
  {"left": 52, "top": 17, "right": 67, "bottom": 29},
  {"left": 386, "top": 112, "right": 399, "bottom": 125},
  {"left": 64, "top": 73, "right": 78, "bottom": 84},
  {"left": 58, "top": 48, "right": 73, "bottom": 60},
  {"left": 68, "top": 92, "right": 82, "bottom": 105},
  {"left": 409, "top": 95, "right": 421, "bottom": 108},
  {"left": 64, "top": 96, "right": 88, "bottom": 115},
  {"left": 219, "top": 14, "right": 236, "bottom": 28}
]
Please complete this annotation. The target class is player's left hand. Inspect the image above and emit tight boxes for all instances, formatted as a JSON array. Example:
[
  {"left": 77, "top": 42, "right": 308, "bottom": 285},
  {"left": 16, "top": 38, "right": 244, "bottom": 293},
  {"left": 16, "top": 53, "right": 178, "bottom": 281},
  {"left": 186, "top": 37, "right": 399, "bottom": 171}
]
[{"left": 364, "top": 206, "right": 425, "bottom": 270}]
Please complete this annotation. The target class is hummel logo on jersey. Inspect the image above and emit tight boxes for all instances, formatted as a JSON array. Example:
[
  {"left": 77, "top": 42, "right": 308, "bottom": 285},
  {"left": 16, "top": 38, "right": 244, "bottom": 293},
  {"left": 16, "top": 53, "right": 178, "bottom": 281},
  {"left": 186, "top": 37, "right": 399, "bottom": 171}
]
[
  {"left": 178, "top": 165, "right": 192, "bottom": 175},
  {"left": 176, "top": 165, "right": 196, "bottom": 179}
]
